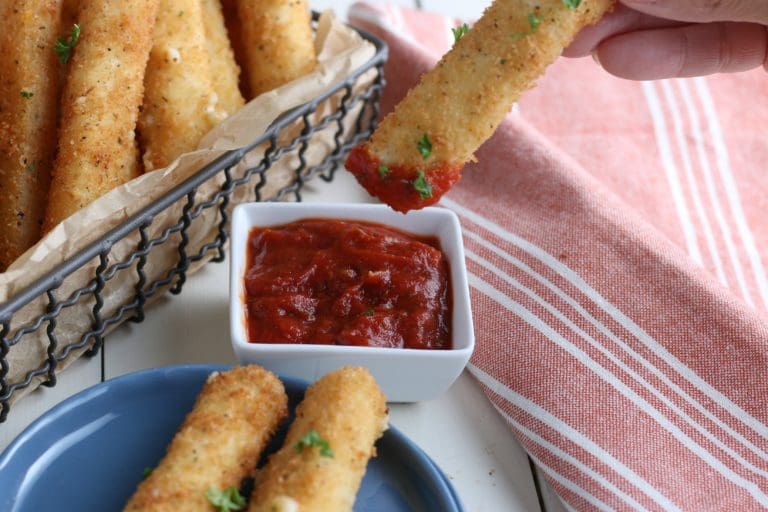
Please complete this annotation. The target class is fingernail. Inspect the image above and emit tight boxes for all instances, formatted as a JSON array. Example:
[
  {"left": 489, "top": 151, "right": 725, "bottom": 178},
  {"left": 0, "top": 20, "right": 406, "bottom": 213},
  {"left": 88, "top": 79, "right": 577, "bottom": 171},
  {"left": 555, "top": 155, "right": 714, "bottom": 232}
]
[{"left": 591, "top": 50, "right": 602, "bottom": 67}]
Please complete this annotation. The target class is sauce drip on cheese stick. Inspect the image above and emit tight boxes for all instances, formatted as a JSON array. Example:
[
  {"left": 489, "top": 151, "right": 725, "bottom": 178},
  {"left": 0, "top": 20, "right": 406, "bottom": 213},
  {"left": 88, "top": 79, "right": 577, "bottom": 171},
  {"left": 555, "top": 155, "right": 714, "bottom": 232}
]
[
  {"left": 236, "top": 0, "right": 317, "bottom": 97},
  {"left": 0, "top": 0, "right": 63, "bottom": 269},
  {"left": 43, "top": 0, "right": 158, "bottom": 232},
  {"left": 345, "top": 0, "right": 615, "bottom": 212},
  {"left": 139, "top": 0, "right": 218, "bottom": 172},
  {"left": 248, "top": 367, "right": 388, "bottom": 512},
  {"left": 124, "top": 366, "right": 289, "bottom": 512}
]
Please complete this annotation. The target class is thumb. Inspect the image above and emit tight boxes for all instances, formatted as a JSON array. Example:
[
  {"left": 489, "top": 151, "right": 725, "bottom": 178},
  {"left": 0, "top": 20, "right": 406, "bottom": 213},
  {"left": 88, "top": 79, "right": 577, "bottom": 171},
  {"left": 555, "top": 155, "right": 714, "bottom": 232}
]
[{"left": 620, "top": 0, "right": 768, "bottom": 25}]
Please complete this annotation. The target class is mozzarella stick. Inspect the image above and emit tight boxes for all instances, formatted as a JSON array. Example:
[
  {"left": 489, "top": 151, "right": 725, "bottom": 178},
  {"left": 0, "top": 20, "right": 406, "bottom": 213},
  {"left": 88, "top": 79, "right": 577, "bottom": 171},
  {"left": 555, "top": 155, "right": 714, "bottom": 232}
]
[
  {"left": 345, "top": 0, "right": 615, "bottom": 212},
  {"left": 43, "top": 0, "right": 157, "bottom": 232},
  {"left": 139, "top": 0, "right": 218, "bottom": 172},
  {"left": 248, "top": 367, "right": 388, "bottom": 512},
  {"left": 201, "top": 0, "right": 244, "bottom": 118},
  {"left": 124, "top": 366, "right": 289, "bottom": 512},
  {"left": 0, "top": 0, "right": 62, "bottom": 269},
  {"left": 220, "top": 0, "right": 250, "bottom": 99},
  {"left": 236, "top": 0, "right": 316, "bottom": 98}
]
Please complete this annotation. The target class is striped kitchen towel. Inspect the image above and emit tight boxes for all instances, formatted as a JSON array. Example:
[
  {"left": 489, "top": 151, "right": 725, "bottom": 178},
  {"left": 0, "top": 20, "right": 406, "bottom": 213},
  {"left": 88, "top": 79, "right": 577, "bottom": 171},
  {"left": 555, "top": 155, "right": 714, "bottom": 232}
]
[{"left": 349, "top": 3, "right": 768, "bottom": 511}]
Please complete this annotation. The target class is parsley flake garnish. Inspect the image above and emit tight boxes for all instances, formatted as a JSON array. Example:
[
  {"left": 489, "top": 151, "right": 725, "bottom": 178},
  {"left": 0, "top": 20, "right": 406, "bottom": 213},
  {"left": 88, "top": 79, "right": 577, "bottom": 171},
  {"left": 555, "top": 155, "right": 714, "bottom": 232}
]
[
  {"left": 20, "top": 90, "right": 33, "bottom": 99},
  {"left": 528, "top": 13, "right": 543, "bottom": 32},
  {"left": 417, "top": 133, "right": 432, "bottom": 160},
  {"left": 413, "top": 169, "right": 433, "bottom": 200},
  {"left": 363, "top": 309, "right": 375, "bottom": 316},
  {"left": 562, "top": 0, "right": 581, "bottom": 8},
  {"left": 206, "top": 486, "right": 245, "bottom": 512},
  {"left": 378, "top": 164, "right": 390, "bottom": 178},
  {"left": 451, "top": 23, "right": 470, "bottom": 43},
  {"left": 511, "top": 11, "right": 543, "bottom": 39},
  {"left": 178, "top": 9, "right": 184, "bottom": 16},
  {"left": 25, "top": 162, "right": 36, "bottom": 174},
  {"left": 295, "top": 429, "right": 333, "bottom": 458},
  {"left": 54, "top": 24, "right": 80, "bottom": 64},
  {"left": 142, "top": 466, "right": 153, "bottom": 479}
]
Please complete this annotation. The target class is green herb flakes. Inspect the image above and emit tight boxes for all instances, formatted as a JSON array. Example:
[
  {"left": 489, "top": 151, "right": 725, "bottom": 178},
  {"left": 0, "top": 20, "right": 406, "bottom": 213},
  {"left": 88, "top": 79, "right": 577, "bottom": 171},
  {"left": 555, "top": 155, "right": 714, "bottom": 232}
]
[
  {"left": 378, "top": 164, "right": 390, "bottom": 178},
  {"left": 527, "top": 13, "right": 543, "bottom": 32},
  {"left": 54, "top": 24, "right": 80, "bottom": 64},
  {"left": 451, "top": 23, "right": 470, "bottom": 43},
  {"left": 206, "top": 486, "right": 245, "bottom": 512},
  {"left": 295, "top": 429, "right": 333, "bottom": 458},
  {"left": 413, "top": 169, "right": 433, "bottom": 200},
  {"left": 20, "top": 90, "right": 33, "bottom": 99},
  {"left": 417, "top": 133, "right": 432, "bottom": 160}
]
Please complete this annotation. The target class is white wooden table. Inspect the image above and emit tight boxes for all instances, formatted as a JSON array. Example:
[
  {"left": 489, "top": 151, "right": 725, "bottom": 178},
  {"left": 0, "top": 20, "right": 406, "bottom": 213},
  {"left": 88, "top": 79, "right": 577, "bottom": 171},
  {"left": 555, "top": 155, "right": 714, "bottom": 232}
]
[{"left": 0, "top": 2, "right": 568, "bottom": 511}]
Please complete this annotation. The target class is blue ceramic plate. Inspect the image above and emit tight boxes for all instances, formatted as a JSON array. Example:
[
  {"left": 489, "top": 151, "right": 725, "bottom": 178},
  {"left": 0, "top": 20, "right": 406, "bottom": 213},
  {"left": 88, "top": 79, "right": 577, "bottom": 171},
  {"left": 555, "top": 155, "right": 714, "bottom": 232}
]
[{"left": 0, "top": 365, "right": 463, "bottom": 512}]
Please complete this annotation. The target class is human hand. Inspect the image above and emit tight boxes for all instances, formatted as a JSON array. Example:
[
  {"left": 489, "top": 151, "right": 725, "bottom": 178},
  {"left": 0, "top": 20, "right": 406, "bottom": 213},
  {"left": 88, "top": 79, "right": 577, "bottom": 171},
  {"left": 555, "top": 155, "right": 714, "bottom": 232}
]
[{"left": 564, "top": 0, "right": 768, "bottom": 79}]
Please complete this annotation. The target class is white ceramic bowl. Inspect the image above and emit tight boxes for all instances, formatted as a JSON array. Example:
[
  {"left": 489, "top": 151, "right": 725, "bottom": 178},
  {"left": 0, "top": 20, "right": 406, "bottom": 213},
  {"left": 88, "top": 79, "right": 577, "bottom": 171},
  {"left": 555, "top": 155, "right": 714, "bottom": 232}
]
[{"left": 229, "top": 203, "right": 474, "bottom": 402}]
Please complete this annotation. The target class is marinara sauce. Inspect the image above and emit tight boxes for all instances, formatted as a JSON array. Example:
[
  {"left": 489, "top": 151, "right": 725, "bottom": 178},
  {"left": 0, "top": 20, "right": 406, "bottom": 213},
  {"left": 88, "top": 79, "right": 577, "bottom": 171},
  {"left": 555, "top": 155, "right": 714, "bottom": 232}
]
[{"left": 244, "top": 219, "right": 452, "bottom": 349}]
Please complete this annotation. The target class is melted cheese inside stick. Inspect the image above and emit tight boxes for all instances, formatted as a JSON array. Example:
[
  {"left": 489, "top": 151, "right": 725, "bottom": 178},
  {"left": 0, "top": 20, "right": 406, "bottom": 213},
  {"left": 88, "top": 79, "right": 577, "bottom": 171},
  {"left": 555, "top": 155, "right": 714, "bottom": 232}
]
[
  {"left": 345, "top": 0, "right": 615, "bottom": 212},
  {"left": 248, "top": 367, "right": 388, "bottom": 512},
  {"left": 124, "top": 366, "right": 289, "bottom": 512}
]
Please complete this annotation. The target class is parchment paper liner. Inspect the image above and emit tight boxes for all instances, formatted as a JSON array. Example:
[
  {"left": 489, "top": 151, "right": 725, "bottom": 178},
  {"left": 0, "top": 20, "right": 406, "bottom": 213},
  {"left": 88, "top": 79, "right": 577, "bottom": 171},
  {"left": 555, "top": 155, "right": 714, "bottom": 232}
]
[{"left": 0, "top": 12, "right": 377, "bottom": 408}]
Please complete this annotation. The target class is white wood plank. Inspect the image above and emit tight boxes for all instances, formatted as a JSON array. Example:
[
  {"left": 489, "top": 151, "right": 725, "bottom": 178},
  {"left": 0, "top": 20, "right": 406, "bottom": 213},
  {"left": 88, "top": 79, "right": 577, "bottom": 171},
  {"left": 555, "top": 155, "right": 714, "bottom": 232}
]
[
  {"left": 536, "top": 465, "right": 571, "bottom": 512},
  {"left": 419, "top": 0, "right": 493, "bottom": 20},
  {"left": 0, "top": 356, "right": 101, "bottom": 452},
  {"left": 389, "top": 371, "right": 542, "bottom": 512}
]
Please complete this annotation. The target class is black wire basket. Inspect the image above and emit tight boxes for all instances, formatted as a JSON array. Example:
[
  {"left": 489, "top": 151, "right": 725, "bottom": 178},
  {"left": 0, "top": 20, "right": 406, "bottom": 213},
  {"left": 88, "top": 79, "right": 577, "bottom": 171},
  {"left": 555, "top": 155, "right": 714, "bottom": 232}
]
[{"left": 0, "top": 21, "right": 387, "bottom": 423}]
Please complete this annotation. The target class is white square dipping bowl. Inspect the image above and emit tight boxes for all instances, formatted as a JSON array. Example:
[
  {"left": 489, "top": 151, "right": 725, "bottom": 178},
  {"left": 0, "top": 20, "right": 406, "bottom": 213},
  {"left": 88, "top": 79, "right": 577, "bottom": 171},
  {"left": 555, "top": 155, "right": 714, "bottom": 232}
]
[{"left": 229, "top": 202, "right": 474, "bottom": 402}]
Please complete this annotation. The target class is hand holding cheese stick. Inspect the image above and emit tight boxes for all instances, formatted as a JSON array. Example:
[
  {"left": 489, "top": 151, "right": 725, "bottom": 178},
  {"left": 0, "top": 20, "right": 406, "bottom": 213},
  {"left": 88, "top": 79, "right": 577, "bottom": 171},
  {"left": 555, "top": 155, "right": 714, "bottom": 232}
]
[{"left": 345, "top": 0, "right": 615, "bottom": 212}]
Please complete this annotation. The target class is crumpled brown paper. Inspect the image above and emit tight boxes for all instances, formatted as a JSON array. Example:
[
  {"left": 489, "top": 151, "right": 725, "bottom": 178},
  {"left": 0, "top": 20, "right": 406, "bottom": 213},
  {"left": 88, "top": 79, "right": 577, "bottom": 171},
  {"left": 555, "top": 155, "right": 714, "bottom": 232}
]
[{"left": 0, "top": 11, "right": 377, "bottom": 410}]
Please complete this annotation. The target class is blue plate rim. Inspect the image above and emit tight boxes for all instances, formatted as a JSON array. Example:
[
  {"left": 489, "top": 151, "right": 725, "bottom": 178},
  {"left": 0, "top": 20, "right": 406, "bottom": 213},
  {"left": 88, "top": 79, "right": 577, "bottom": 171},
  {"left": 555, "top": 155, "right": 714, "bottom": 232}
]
[{"left": 0, "top": 364, "right": 464, "bottom": 511}]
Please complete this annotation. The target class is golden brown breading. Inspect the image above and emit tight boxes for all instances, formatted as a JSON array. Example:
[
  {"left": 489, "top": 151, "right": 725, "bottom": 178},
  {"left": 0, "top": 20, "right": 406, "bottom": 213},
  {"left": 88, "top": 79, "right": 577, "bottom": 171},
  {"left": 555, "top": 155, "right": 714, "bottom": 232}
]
[
  {"left": 0, "top": 0, "right": 63, "bottom": 269},
  {"left": 201, "top": 0, "right": 245, "bottom": 118},
  {"left": 124, "top": 366, "right": 289, "bottom": 512},
  {"left": 61, "top": 0, "right": 79, "bottom": 26},
  {"left": 345, "top": 0, "right": 615, "bottom": 212},
  {"left": 248, "top": 367, "right": 388, "bottom": 512},
  {"left": 236, "top": 0, "right": 317, "bottom": 98},
  {"left": 42, "top": 0, "right": 157, "bottom": 232},
  {"left": 220, "top": 0, "right": 251, "bottom": 99},
  {"left": 138, "top": 0, "right": 218, "bottom": 172}
]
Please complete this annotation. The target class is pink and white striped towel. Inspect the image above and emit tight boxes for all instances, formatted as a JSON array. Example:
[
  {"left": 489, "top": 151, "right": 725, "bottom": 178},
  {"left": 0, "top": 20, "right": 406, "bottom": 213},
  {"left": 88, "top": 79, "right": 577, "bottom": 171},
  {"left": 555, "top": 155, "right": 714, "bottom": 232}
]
[{"left": 348, "top": 3, "right": 768, "bottom": 510}]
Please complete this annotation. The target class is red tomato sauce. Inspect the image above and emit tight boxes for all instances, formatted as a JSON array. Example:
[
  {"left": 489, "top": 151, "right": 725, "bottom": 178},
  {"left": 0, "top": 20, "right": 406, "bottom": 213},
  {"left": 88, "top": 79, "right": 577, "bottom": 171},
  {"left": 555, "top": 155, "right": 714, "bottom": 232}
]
[{"left": 244, "top": 219, "right": 452, "bottom": 349}]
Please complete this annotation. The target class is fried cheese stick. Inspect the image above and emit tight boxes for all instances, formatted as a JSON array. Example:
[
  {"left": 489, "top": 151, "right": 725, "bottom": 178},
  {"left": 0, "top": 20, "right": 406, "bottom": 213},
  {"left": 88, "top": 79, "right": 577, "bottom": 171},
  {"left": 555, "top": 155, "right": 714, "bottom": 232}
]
[
  {"left": 139, "top": 0, "right": 218, "bottom": 172},
  {"left": 201, "top": 0, "right": 245, "bottom": 118},
  {"left": 124, "top": 366, "right": 289, "bottom": 512},
  {"left": 0, "top": 0, "right": 62, "bottom": 269},
  {"left": 248, "top": 367, "right": 388, "bottom": 512},
  {"left": 236, "top": 0, "right": 317, "bottom": 98},
  {"left": 345, "top": 0, "right": 615, "bottom": 212},
  {"left": 42, "top": 0, "right": 157, "bottom": 232}
]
